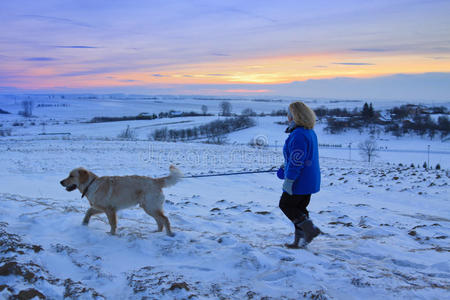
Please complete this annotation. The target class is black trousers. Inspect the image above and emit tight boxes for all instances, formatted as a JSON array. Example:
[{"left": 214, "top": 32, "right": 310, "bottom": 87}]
[{"left": 279, "top": 192, "right": 311, "bottom": 223}]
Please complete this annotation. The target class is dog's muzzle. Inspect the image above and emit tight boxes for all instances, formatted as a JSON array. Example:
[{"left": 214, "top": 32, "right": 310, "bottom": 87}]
[{"left": 65, "top": 184, "right": 77, "bottom": 191}]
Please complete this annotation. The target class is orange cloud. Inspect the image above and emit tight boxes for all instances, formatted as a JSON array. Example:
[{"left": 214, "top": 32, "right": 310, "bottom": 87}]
[{"left": 4, "top": 50, "right": 450, "bottom": 90}]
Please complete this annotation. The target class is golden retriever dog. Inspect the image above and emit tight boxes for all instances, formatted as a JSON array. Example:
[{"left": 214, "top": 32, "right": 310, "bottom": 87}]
[{"left": 60, "top": 165, "right": 182, "bottom": 236}]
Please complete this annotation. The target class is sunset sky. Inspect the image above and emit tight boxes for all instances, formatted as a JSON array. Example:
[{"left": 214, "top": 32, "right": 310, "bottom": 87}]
[{"left": 1, "top": 0, "right": 450, "bottom": 99}]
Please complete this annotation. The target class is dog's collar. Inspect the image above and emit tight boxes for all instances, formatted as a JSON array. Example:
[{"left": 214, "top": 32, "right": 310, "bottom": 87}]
[{"left": 81, "top": 178, "right": 97, "bottom": 199}]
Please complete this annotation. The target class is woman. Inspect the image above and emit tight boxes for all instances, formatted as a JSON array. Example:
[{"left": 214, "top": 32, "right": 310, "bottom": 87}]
[{"left": 277, "top": 101, "right": 321, "bottom": 248}]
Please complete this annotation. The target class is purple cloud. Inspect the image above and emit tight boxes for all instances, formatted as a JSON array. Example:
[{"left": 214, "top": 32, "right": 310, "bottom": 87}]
[
  {"left": 351, "top": 48, "right": 390, "bottom": 52},
  {"left": 333, "top": 62, "right": 375, "bottom": 66},
  {"left": 55, "top": 45, "right": 99, "bottom": 49},
  {"left": 20, "top": 14, "right": 92, "bottom": 28},
  {"left": 24, "top": 57, "right": 57, "bottom": 61},
  {"left": 211, "top": 53, "right": 230, "bottom": 57}
]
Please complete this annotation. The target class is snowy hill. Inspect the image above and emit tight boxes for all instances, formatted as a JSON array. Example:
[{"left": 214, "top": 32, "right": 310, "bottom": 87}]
[
  {"left": 0, "top": 95, "right": 449, "bottom": 299},
  {"left": 0, "top": 138, "right": 449, "bottom": 299},
  {"left": 0, "top": 95, "right": 449, "bottom": 167}
]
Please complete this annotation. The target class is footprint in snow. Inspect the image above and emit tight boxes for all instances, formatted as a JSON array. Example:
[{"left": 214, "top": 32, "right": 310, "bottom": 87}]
[{"left": 258, "top": 269, "right": 297, "bottom": 282}]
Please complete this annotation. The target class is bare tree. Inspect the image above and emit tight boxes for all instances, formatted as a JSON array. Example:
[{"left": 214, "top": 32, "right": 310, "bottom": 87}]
[
  {"left": 219, "top": 101, "right": 232, "bottom": 116},
  {"left": 242, "top": 108, "right": 256, "bottom": 116},
  {"left": 118, "top": 125, "right": 136, "bottom": 140},
  {"left": 359, "top": 139, "right": 378, "bottom": 163},
  {"left": 201, "top": 105, "right": 208, "bottom": 115},
  {"left": 20, "top": 100, "right": 33, "bottom": 117}
]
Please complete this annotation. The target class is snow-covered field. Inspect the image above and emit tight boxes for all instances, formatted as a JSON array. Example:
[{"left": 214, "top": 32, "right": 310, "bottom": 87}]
[
  {"left": 1, "top": 95, "right": 448, "bottom": 168},
  {"left": 0, "top": 95, "right": 449, "bottom": 299}
]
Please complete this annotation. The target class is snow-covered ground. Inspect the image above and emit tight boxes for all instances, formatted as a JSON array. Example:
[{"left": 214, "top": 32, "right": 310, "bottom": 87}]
[
  {"left": 1, "top": 95, "right": 448, "bottom": 168},
  {"left": 0, "top": 95, "right": 449, "bottom": 299}
]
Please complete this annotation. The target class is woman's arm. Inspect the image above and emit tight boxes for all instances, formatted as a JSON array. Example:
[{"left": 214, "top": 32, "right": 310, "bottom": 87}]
[{"left": 284, "top": 134, "right": 307, "bottom": 181}]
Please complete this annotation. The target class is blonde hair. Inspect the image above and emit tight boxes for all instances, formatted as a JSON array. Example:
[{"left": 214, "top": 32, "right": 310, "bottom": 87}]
[{"left": 288, "top": 101, "right": 316, "bottom": 129}]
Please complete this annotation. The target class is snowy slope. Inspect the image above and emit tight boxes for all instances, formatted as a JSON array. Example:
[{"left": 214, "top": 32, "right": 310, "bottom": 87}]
[
  {"left": 0, "top": 95, "right": 449, "bottom": 299},
  {"left": 0, "top": 138, "right": 449, "bottom": 299},
  {"left": 1, "top": 95, "right": 449, "bottom": 168}
]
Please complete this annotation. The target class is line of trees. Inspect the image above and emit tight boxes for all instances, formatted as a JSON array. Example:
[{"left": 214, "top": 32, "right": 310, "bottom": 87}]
[
  {"left": 36, "top": 103, "right": 70, "bottom": 108},
  {"left": 323, "top": 102, "right": 449, "bottom": 139},
  {"left": 389, "top": 104, "right": 448, "bottom": 120},
  {"left": 384, "top": 104, "right": 449, "bottom": 139},
  {"left": 385, "top": 114, "right": 449, "bottom": 139},
  {"left": 321, "top": 103, "right": 380, "bottom": 134},
  {"left": 315, "top": 107, "right": 356, "bottom": 118},
  {"left": 90, "top": 100, "right": 288, "bottom": 124},
  {"left": 89, "top": 110, "right": 212, "bottom": 123},
  {"left": 150, "top": 116, "right": 255, "bottom": 142},
  {"left": 220, "top": 101, "right": 289, "bottom": 117}
]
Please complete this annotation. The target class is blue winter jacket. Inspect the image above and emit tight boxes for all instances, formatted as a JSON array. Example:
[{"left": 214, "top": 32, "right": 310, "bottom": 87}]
[{"left": 277, "top": 127, "right": 321, "bottom": 195}]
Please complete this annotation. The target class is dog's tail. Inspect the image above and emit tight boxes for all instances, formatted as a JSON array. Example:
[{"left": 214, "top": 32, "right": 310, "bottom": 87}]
[{"left": 160, "top": 165, "right": 183, "bottom": 188}]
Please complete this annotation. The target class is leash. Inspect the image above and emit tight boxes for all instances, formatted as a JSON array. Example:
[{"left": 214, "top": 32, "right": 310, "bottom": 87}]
[{"left": 182, "top": 167, "right": 278, "bottom": 178}]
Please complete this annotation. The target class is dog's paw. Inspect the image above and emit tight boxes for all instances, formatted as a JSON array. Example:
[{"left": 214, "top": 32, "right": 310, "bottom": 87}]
[{"left": 167, "top": 232, "right": 175, "bottom": 237}]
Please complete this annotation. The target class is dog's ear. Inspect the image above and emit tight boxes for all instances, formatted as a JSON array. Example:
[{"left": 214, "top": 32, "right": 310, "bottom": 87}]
[{"left": 78, "top": 169, "right": 89, "bottom": 184}]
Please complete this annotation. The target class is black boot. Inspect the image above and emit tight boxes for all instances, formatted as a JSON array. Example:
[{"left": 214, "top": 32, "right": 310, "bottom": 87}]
[
  {"left": 298, "top": 219, "right": 320, "bottom": 245},
  {"left": 285, "top": 227, "right": 304, "bottom": 249}
]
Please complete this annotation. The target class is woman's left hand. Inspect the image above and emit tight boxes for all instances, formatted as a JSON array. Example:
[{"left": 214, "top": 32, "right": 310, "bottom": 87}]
[{"left": 283, "top": 179, "right": 294, "bottom": 195}]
